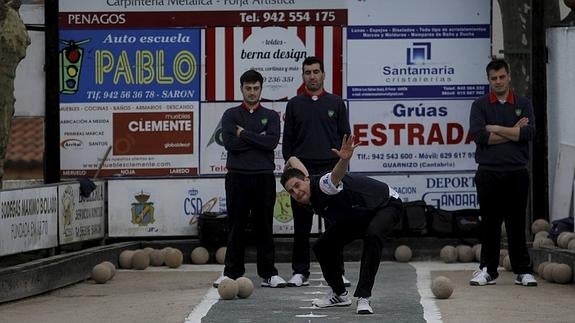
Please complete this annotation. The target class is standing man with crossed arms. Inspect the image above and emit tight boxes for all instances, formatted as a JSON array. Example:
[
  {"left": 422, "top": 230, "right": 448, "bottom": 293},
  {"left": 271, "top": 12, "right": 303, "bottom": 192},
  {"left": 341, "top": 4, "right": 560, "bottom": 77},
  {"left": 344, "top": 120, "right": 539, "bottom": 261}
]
[
  {"left": 282, "top": 56, "right": 351, "bottom": 287},
  {"left": 214, "top": 69, "right": 287, "bottom": 288},
  {"left": 468, "top": 58, "right": 537, "bottom": 287}
]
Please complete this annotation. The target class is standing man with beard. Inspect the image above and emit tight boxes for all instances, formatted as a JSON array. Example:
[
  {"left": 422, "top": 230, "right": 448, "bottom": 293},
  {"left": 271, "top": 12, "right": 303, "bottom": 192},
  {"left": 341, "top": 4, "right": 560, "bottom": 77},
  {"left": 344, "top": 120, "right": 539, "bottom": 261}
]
[{"left": 282, "top": 56, "right": 351, "bottom": 287}]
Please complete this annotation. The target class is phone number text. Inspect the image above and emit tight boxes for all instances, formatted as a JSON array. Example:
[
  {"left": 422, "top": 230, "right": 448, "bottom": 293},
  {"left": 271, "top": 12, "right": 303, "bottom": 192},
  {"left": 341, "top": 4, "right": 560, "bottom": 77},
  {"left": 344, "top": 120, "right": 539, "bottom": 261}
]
[{"left": 239, "top": 10, "right": 346, "bottom": 26}]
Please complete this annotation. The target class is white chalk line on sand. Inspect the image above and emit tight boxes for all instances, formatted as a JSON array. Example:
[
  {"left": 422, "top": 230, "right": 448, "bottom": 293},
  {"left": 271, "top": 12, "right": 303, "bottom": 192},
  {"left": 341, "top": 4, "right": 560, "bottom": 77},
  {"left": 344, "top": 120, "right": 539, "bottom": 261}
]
[
  {"left": 411, "top": 261, "right": 477, "bottom": 323},
  {"left": 184, "top": 288, "right": 220, "bottom": 323},
  {"left": 168, "top": 264, "right": 222, "bottom": 323}
]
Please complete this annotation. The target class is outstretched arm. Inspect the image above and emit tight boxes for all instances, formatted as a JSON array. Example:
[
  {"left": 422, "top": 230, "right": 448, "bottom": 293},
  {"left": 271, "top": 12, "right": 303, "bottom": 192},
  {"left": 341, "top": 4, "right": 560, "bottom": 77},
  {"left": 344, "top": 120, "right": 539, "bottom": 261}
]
[{"left": 329, "top": 134, "right": 358, "bottom": 186}]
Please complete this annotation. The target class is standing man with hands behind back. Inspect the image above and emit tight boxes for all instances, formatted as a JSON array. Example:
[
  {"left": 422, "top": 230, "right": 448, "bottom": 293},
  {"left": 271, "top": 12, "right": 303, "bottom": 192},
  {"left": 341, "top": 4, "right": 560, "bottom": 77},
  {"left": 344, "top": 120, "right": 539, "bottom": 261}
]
[
  {"left": 214, "top": 69, "right": 287, "bottom": 289},
  {"left": 468, "top": 58, "right": 537, "bottom": 287},
  {"left": 282, "top": 56, "right": 351, "bottom": 287}
]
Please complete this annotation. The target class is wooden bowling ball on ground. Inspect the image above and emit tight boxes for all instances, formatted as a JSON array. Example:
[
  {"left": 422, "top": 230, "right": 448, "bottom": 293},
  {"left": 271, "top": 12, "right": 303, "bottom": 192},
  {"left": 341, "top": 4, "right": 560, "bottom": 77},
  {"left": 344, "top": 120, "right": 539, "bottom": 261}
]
[
  {"left": 165, "top": 248, "right": 184, "bottom": 268},
  {"left": 236, "top": 277, "right": 254, "bottom": 298},
  {"left": 431, "top": 276, "right": 453, "bottom": 299},
  {"left": 191, "top": 247, "right": 210, "bottom": 264},
  {"left": 132, "top": 250, "right": 150, "bottom": 270},
  {"left": 119, "top": 250, "right": 135, "bottom": 269},
  {"left": 92, "top": 263, "right": 112, "bottom": 284}
]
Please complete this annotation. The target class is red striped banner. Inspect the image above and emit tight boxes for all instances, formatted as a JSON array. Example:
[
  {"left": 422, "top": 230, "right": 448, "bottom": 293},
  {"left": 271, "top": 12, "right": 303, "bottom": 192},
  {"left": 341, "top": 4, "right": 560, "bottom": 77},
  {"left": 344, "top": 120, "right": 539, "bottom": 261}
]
[{"left": 204, "top": 26, "right": 343, "bottom": 101}]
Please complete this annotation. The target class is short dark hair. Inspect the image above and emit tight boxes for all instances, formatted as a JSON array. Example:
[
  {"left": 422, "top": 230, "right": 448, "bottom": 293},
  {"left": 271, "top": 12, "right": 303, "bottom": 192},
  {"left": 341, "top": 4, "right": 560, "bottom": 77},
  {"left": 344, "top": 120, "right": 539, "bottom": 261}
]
[
  {"left": 240, "top": 69, "right": 263, "bottom": 86},
  {"left": 280, "top": 168, "right": 306, "bottom": 188},
  {"left": 486, "top": 58, "right": 510, "bottom": 76},
  {"left": 302, "top": 56, "right": 324, "bottom": 73}
]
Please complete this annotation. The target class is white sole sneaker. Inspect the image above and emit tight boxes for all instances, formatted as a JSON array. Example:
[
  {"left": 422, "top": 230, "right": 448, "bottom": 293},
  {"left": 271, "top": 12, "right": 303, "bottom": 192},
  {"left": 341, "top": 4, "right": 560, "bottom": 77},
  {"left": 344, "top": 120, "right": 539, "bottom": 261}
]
[
  {"left": 261, "top": 275, "right": 287, "bottom": 288},
  {"left": 287, "top": 274, "right": 310, "bottom": 287},
  {"left": 356, "top": 298, "right": 373, "bottom": 314}
]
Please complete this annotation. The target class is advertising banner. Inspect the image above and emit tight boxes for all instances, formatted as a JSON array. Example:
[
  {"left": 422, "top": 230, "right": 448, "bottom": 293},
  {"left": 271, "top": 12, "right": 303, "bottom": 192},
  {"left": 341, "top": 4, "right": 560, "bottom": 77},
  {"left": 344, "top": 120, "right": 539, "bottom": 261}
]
[
  {"left": 58, "top": 181, "right": 106, "bottom": 245},
  {"left": 349, "top": 100, "right": 476, "bottom": 172},
  {"left": 58, "top": 0, "right": 348, "bottom": 178},
  {"left": 346, "top": 0, "right": 490, "bottom": 100},
  {"left": 107, "top": 178, "right": 318, "bottom": 237},
  {"left": 58, "top": 0, "right": 348, "bottom": 21},
  {"left": 346, "top": 27, "right": 490, "bottom": 100},
  {"left": 0, "top": 187, "right": 58, "bottom": 256},
  {"left": 108, "top": 179, "right": 225, "bottom": 237},
  {"left": 372, "top": 173, "right": 478, "bottom": 210},
  {"left": 204, "top": 25, "right": 343, "bottom": 101},
  {"left": 58, "top": 28, "right": 201, "bottom": 177}
]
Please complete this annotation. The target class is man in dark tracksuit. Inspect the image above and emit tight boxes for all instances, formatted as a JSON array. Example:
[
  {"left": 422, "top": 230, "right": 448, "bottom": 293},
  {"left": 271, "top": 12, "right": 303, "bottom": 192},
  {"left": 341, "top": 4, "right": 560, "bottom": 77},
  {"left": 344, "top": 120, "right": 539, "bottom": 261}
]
[
  {"left": 469, "top": 58, "right": 537, "bottom": 287},
  {"left": 281, "top": 135, "right": 402, "bottom": 315},
  {"left": 214, "top": 69, "right": 287, "bottom": 288},
  {"left": 282, "top": 56, "right": 350, "bottom": 287}
]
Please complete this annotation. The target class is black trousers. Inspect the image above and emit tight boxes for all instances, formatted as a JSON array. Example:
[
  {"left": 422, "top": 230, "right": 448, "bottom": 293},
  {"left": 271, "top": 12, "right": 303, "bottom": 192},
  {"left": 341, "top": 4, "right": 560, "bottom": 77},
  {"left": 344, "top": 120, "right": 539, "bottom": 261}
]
[
  {"left": 224, "top": 172, "right": 278, "bottom": 279},
  {"left": 313, "top": 198, "right": 402, "bottom": 298},
  {"left": 291, "top": 162, "right": 336, "bottom": 277},
  {"left": 475, "top": 169, "right": 533, "bottom": 278}
]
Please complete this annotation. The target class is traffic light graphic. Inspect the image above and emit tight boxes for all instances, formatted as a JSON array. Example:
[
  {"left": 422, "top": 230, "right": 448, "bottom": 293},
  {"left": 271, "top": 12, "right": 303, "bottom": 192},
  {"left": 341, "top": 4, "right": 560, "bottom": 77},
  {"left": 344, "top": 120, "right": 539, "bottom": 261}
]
[{"left": 59, "top": 39, "right": 90, "bottom": 94}]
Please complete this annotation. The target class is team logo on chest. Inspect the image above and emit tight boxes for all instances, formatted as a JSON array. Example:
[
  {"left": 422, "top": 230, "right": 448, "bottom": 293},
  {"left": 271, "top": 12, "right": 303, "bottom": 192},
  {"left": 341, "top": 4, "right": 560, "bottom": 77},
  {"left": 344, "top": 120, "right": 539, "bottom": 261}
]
[
  {"left": 328, "top": 110, "right": 335, "bottom": 118},
  {"left": 261, "top": 118, "right": 268, "bottom": 125}
]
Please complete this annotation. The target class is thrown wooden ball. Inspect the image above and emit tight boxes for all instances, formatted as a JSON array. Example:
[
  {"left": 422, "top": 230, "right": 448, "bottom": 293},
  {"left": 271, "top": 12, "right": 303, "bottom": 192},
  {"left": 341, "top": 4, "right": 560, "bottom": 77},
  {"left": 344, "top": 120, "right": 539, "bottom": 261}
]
[
  {"left": 92, "top": 263, "right": 111, "bottom": 284},
  {"left": 394, "top": 245, "right": 412, "bottom": 262},
  {"left": 217, "top": 278, "right": 238, "bottom": 300},
  {"left": 165, "top": 248, "right": 183, "bottom": 268},
  {"left": 119, "top": 250, "right": 135, "bottom": 269},
  {"left": 236, "top": 277, "right": 254, "bottom": 298},
  {"left": 215, "top": 247, "right": 227, "bottom": 264},
  {"left": 191, "top": 247, "right": 210, "bottom": 264},
  {"left": 431, "top": 276, "right": 453, "bottom": 299}
]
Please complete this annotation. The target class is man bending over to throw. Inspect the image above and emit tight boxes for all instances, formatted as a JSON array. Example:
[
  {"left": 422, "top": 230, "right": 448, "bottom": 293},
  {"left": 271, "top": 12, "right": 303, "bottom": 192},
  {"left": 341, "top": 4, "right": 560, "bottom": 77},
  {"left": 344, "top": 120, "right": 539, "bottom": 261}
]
[{"left": 280, "top": 135, "right": 403, "bottom": 315}]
